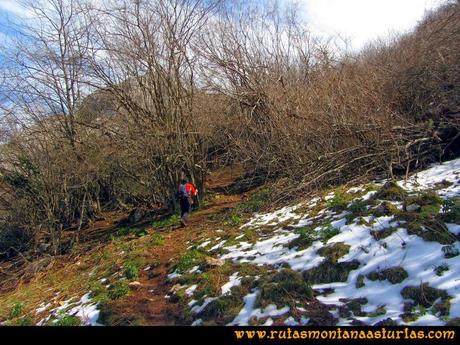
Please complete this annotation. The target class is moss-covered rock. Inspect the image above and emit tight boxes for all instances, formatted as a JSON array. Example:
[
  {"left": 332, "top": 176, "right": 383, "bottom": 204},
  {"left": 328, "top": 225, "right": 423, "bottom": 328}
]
[
  {"left": 373, "top": 201, "right": 401, "bottom": 217},
  {"left": 374, "top": 181, "right": 408, "bottom": 202},
  {"left": 401, "top": 312, "right": 419, "bottom": 323}
]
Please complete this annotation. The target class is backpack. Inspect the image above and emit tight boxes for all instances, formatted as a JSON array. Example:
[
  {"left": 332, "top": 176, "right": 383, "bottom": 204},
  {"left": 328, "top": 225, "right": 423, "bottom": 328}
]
[{"left": 185, "top": 182, "right": 198, "bottom": 197}]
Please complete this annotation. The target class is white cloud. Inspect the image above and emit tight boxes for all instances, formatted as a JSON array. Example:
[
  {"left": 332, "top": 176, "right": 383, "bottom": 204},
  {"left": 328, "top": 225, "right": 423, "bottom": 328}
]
[
  {"left": 0, "top": 0, "right": 24, "bottom": 16},
  {"left": 300, "top": 0, "right": 451, "bottom": 50}
]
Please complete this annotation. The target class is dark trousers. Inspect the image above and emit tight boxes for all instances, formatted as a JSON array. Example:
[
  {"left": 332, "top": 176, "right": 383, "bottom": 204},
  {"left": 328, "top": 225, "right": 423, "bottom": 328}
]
[{"left": 180, "top": 198, "right": 191, "bottom": 218}]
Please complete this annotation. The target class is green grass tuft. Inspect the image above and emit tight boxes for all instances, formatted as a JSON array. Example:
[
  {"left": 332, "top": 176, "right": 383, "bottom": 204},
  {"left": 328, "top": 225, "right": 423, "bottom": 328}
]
[
  {"left": 303, "top": 260, "right": 360, "bottom": 284},
  {"left": 401, "top": 283, "right": 450, "bottom": 308},
  {"left": 441, "top": 197, "right": 460, "bottom": 223},
  {"left": 54, "top": 314, "right": 81, "bottom": 326},
  {"left": 374, "top": 181, "right": 407, "bottom": 201},
  {"left": 108, "top": 281, "right": 130, "bottom": 300},
  {"left": 150, "top": 233, "right": 165, "bottom": 246},
  {"left": 9, "top": 302, "right": 24, "bottom": 319},
  {"left": 317, "top": 242, "right": 350, "bottom": 263},
  {"left": 115, "top": 227, "right": 148, "bottom": 237},
  {"left": 287, "top": 227, "right": 316, "bottom": 249},
  {"left": 366, "top": 266, "right": 408, "bottom": 284},
  {"left": 124, "top": 261, "right": 140, "bottom": 280},
  {"left": 175, "top": 249, "right": 207, "bottom": 274},
  {"left": 319, "top": 222, "right": 340, "bottom": 243},
  {"left": 256, "top": 269, "right": 313, "bottom": 309},
  {"left": 355, "top": 274, "right": 365, "bottom": 288},
  {"left": 326, "top": 193, "right": 348, "bottom": 211},
  {"left": 435, "top": 263, "right": 449, "bottom": 276},
  {"left": 152, "top": 214, "right": 181, "bottom": 229}
]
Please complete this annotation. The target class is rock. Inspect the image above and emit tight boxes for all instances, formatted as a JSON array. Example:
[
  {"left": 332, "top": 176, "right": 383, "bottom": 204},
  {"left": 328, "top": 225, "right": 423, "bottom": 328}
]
[
  {"left": 148, "top": 271, "right": 161, "bottom": 280},
  {"left": 205, "top": 256, "right": 224, "bottom": 267},
  {"left": 128, "top": 281, "right": 142, "bottom": 289},
  {"left": 128, "top": 208, "right": 144, "bottom": 223},
  {"left": 150, "top": 260, "right": 161, "bottom": 269},
  {"left": 170, "top": 284, "right": 183, "bottom": 293},
  {"left": 168, "top": 294, "right": 180, "bottom": 304},
  {"left": 405, "top": 204, "right": 421, "bottom": 212}
]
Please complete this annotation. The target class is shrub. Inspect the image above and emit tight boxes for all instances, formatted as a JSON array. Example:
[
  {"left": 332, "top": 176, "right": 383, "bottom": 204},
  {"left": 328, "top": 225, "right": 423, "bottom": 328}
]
[
  {"left": 13, "top": 316, "right": 34, "bottom": 326},
  {"left": 150, "top": 233, "right": 165, "bottom": 246},
  {"left": 326, "top": 193, "right": 348, "bottom": 211},
  {"left": 235, "top": 189, "right": 270, "bottom": 214},
  {"left": 0, "top": 225, "right": 32, "bottom": 260},
  {"left": 54, "top": 315, "right": 81, "bottom": 326},
  {"left": 197, "top": 294, "right": 243, "bottom": 325},
  {"left": 366, "top": 266, "right": 408, "bottom": 284},
  {"left": 319, "top": 223, "right": 341, "bottom": 243},
  {"left": 115, "top": 227, "right": 147, "bottom": 237},
  {"left": 10, "top": 302, "right": 24, "bottom": 319},
  {"left": 175, "top": 249, "right": 207, "bottom": 273},
  {"left": 435, "top": 263, "right": 449, "bottom": 277},
  {"left": 124, "top": 261, "right": 140, "bottom": 280},
  {"left": 441, "top": 198, "right": 460, "bottom": 223},
  {"left": 374, "top": 182, "right": 407, "bottom": 202},
  {"left": 224, "top": 214, "right": 242, "bottom": 227},
  {"left": 317, "top": 242, "right": 350, "bottom": 263},
  {"left": 400, "top": 283, "right": 450, "bottom": 308},
  {"left": 288, "top": 227, "right": 316, "bottom": 249},
  {"left": 407, "top": 220, "right": 455, "bottom": 245},
  {"left": 256, "top": 269, "right": 313, "bottom": 309},
  {"left": 303, "top": 260, "right": 360, "bottom": 284},
  {"left": 108, "top": 281, "right": 130, "bottom": 300}
]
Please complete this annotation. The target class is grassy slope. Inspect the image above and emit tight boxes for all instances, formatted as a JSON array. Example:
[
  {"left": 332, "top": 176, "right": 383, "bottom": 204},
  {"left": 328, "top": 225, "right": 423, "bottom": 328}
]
[{"left": 1, "top": 160, "right": 460, "bottom": 326}]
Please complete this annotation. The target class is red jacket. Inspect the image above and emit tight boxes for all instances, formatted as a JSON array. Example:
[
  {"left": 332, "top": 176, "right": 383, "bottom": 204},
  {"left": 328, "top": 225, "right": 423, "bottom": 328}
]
[{"left": 185, "top": 182, "right": 198, "bottom": 197}]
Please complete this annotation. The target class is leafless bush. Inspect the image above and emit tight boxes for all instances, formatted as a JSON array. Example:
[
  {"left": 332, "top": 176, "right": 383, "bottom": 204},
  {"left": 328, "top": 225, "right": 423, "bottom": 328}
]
[{"left": 0, "top": 0, "right": 458, "bottom": 258}]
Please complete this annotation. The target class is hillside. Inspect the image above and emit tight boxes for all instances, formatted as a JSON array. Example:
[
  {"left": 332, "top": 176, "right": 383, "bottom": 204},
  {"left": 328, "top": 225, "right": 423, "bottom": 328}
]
[
  {"left": 0, "top": 0, "right": 459, "bottom": 330},
  {"left": 1, "top": 158, "right": 459, "bottom": 326}
]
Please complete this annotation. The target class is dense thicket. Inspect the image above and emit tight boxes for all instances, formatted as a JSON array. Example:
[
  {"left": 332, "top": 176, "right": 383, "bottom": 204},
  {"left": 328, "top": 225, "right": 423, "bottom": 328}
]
[{"left": 0, "top": 0, "right": 458, "bottom": 259}]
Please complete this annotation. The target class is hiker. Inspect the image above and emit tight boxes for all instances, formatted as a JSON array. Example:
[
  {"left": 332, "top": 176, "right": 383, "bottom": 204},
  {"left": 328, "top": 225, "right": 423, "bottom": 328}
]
[
  {"left": 185, "top": 181, "right": 199, "bottom": 209},
  {"left": 178, "top": 178, "right": 192, "bottom": 227}
]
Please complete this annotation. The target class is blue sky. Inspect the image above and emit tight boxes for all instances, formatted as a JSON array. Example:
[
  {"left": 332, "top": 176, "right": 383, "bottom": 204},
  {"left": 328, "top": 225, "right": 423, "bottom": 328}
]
[{"left": 0, "top": 0, "right": 452, "bottom": 50}]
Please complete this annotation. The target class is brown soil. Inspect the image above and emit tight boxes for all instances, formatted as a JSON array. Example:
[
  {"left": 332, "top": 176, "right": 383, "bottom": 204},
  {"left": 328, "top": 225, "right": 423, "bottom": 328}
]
[
  {"left": 0, "top": 166, "right": 246, "bottom": 324},
  {"left": 103, "top": 175, "right": 243, "bottom": 325}
]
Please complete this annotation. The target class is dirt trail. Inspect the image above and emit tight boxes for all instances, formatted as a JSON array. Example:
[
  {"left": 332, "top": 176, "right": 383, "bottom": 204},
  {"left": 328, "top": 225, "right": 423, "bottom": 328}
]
[{"left": 110, "top": 170, "right": 244, "bottom": 325}]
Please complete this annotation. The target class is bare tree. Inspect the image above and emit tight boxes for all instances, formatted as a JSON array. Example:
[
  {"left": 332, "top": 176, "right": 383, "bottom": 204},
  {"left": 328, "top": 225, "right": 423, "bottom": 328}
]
[{"left": 88, "top": 0, "right": 220, "bottom": 209}]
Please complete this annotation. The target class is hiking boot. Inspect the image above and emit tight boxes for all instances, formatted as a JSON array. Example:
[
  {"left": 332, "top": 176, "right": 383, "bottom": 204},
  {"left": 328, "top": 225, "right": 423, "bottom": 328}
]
[{"left": 180, "top": 218, "right": 187, "bottom": 227}]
